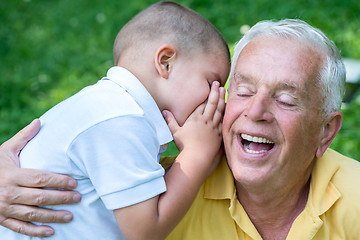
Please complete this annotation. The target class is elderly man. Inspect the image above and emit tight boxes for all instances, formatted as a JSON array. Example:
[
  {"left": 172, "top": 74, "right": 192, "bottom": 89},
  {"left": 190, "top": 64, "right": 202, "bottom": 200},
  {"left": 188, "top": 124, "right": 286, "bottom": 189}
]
[
  {"left": 165, "top": 19, "right": 360, "bottom": 239},
  {"left": 1, "top": 19, "right": 359, "bottom": 239}
]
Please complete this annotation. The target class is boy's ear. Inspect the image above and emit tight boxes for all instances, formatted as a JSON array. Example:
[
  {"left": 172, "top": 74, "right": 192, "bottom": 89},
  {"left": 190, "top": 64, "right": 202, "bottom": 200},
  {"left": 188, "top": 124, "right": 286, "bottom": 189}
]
[
  {"left": 316, "top": 111, "right": 342, "bottom": 158},
  {"left": 154, "top": 44, "right": 176, "bottom": 79}
]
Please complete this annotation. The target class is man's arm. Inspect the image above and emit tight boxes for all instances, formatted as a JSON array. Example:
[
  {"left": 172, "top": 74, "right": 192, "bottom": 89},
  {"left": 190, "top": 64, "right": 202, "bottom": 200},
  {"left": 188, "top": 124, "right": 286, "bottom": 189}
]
[{"left": 0, "top": 119, "right": 81, "bottom": 237}]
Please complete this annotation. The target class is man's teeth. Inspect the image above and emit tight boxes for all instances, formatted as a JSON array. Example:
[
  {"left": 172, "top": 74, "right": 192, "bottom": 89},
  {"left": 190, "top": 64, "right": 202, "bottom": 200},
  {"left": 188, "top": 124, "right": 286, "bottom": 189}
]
[
  {"left": 243, "top": 147, "right": 267, "bottom": 154},
  {"left": 241, "top": 133, "right": 274, "bottom": 144},
  {"left": 241, "top": 133, "right": 274, "bottom": 154}
]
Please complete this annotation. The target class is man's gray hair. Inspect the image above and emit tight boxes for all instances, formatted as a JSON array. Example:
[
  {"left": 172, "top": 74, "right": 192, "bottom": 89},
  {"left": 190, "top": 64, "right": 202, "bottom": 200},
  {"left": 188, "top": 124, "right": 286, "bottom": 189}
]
[{"left": 231, "top": 19, "right": 346, "bottom": 116}]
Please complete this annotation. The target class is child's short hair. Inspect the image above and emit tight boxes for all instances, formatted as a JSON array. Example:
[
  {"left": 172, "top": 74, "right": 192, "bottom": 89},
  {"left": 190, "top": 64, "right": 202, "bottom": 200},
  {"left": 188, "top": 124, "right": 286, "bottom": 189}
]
[{"left": 113, "top": 1, "right": 229, "bottom": 65}]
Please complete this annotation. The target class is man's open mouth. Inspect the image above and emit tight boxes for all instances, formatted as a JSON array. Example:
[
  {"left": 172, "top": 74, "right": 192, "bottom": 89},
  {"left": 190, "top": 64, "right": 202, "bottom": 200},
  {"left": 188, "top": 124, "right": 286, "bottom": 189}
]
[{"left": 240, "top": 133, "right": 275, "bottom": 154}]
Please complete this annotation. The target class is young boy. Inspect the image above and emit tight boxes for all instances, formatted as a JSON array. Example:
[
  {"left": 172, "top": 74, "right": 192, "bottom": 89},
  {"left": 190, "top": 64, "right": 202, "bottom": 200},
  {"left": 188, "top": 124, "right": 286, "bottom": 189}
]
[{"left": 0, "top": 1, "right": 230, "bottom": 240}]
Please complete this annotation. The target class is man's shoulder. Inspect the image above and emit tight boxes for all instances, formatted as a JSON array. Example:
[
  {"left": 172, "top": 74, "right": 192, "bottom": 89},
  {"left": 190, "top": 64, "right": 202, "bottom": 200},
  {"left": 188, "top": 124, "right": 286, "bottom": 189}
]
[
  {"left": 326, "top": 149, "right": 360, "bottom": 200},
  {"left": 316, "top": 149, "right": 360, "bottom": 238},
  {"left": 327, "top": 148, "right": 360, "bottom": 179}
]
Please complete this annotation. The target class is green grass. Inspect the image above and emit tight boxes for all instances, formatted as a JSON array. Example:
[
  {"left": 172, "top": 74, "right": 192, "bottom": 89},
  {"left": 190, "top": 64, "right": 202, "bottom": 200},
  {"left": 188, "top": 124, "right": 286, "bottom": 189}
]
[{"left": 1, "top": 0, "right": 360, "bottom": 159}]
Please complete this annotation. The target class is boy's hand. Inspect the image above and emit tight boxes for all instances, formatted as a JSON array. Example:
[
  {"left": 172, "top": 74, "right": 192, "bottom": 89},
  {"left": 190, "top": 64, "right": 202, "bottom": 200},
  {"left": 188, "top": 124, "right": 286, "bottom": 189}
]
[
  {"left": 163, "top": 81, "right": 225, "bottom": 168},
  {"left": 0, "top": 119, "right": 81, "bottom": 237}
]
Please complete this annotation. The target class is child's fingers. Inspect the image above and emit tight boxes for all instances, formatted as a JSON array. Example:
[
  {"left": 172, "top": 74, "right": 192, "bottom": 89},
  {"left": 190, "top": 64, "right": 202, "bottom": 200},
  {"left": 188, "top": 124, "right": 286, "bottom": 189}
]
[
  {"left": 203, "top": 81, "right": 220, "bottom": 120},
  {"left": 162, "top": 110, "right": 180, "bottom": 135},
  {"left": 213, "top": 87, "right": 226, "bottom": 125}
]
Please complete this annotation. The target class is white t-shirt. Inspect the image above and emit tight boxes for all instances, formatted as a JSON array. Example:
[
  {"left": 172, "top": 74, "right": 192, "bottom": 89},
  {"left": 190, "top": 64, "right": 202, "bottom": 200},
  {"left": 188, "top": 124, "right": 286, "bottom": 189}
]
[{"left": 0, "top": 67, "right": 173, "bottom": 239}]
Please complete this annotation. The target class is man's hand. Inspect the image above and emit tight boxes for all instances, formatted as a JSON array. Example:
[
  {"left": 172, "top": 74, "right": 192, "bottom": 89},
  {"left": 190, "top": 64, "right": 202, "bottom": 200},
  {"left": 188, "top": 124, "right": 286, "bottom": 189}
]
[{"left": 0, "top": 119, "right": 81, "bottom": 237}]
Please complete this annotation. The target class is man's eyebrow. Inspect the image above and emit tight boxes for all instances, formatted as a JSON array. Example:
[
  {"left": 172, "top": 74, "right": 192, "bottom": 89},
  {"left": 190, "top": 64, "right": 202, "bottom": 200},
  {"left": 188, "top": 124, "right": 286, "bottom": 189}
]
[
  {"left": 278, "top": 82, "right": 299, "bottom": 91},
  {"left": 276, "top": 81, "right": 309, "bottom": 99},
  {"left": 232, "top": 72, "right": 307, "bottom": 96},
  {"left": 277, "top": 82, "right": 306, "bottom": 94},
  {"left": 232, "top": 72, "right": 253, "bottom": 83}
]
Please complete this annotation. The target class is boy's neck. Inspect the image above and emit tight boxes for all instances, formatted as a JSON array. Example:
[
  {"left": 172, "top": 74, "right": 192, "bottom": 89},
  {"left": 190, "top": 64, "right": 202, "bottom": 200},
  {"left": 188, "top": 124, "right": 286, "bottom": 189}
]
[{"left": 115, "top": 61, "right": 164, "bottom": 112}]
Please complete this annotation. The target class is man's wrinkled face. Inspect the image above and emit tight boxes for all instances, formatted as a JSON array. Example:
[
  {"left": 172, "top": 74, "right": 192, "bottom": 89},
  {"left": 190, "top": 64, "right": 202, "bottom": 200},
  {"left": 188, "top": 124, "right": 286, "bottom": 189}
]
[{"left": 222, "top": 36, "right": 325, "bottom": 187}]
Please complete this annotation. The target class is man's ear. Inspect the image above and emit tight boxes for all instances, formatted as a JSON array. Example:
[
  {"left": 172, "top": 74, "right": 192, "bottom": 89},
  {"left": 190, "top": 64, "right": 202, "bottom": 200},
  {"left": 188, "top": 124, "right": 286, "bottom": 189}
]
[
  {"left": 316, "top": 111, "right": 343, "bottom": 158},
  {"left": 154, "top": 44, "right": 176, "bottom": 79}
]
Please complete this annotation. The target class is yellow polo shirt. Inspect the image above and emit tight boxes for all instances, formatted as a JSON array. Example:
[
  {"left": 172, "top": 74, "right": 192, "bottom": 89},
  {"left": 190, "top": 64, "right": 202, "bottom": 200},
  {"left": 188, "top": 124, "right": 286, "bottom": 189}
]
[{"left": 165, "top": 149, "right": 360, "bottom": 239}]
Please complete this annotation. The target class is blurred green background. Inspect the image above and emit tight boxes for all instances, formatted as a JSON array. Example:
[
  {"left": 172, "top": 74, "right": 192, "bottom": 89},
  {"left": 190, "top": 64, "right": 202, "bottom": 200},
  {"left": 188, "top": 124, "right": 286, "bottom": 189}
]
[{"left": 1, "top": 0, "right": 360, "bottom": 159}]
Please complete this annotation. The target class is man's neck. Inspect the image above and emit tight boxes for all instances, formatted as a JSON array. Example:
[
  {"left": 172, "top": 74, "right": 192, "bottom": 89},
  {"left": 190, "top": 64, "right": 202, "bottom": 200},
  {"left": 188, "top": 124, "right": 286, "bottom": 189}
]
[{"left": 236, "top": 177, "right": 311, "bottom": 240}]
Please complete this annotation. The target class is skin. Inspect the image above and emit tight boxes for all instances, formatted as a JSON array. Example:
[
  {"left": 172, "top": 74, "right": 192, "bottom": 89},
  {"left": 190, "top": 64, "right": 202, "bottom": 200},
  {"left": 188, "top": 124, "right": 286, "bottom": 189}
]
[
  {"left": 222, "top": 36, "right": 342, "bottom": 239},
  {"left": 122, "top": 43, "right": 229, "bottom": 126},
  {"left": 224, "top": 37, "right": 325, "bottom": 189},
  {"left": 157, "top": 50, "right": 229, "bottom": 126}
]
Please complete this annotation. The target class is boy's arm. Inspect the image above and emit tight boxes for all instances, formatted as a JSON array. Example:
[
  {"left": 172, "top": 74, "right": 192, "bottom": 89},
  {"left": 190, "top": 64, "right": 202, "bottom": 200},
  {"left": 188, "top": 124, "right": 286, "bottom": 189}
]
[
  {"left": 114, "top": 82, "right": 225, "bottom": 240},
  {"left": 0, "top": 119, "right": 80, "bottom": 238}
]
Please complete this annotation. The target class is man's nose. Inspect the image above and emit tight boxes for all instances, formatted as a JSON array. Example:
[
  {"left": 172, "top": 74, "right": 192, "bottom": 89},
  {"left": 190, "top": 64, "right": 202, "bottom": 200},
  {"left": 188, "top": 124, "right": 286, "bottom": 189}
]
[{"left": 244, "top": 94, "right": 274, "bottom": 122}]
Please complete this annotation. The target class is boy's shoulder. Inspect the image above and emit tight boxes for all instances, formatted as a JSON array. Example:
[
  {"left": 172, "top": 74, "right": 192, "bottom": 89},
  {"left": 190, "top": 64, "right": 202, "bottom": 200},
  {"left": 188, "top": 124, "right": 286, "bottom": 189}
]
[
  {"left": 39, "top": 79, "right": 145, "bottom": 140},
  {"left": 69, "top": 79, "right": 144, "bottom": 117}
]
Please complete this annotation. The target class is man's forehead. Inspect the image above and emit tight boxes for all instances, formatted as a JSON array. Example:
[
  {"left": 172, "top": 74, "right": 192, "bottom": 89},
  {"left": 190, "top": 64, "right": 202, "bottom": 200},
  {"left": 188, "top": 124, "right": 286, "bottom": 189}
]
[
  {"left": 232, "top": 71, "right": 305, "bottom": 90},
  {"left": 233, "top": 38, "right": 323, "bottom": 82}
]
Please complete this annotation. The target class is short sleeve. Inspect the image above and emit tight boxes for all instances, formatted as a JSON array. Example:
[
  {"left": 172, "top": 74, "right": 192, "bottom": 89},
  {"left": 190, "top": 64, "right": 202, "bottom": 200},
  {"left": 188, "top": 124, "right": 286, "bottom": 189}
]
[{"left": 66, "top": 115, "right": 166, "bottom": 210}]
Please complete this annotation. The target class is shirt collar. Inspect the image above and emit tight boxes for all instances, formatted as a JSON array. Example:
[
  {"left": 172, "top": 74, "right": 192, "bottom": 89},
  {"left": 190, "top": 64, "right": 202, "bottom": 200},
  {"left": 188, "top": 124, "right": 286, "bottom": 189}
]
[
  {"left": 203, "top": 156, "right": 236, "bottom": 200},
  {"left": 203, "top": 149, "right": 342, "bottom": 213},
  {"left": 286, "top": 149, "right": 342, "bottom": 239},
  {"left": 202, "top": 149, "right": 342, "bottom": 239},
  {"left": 203, "top": 156, "right": 263, "bottom": 239},
  {"left": 308, "top": 148, "right": 341, "bottom": 216},
  {"left": 102, "top": 66, "right": 173, "bottom": 145}
]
